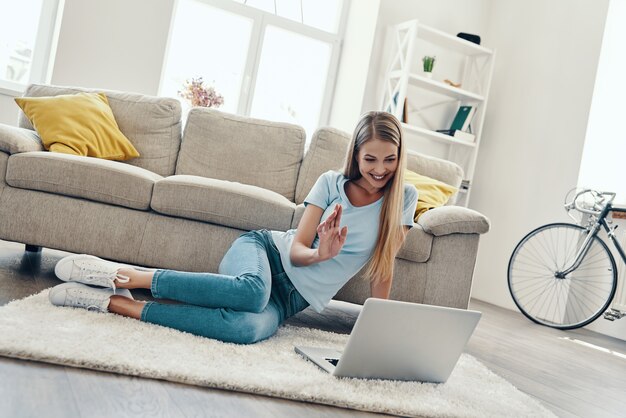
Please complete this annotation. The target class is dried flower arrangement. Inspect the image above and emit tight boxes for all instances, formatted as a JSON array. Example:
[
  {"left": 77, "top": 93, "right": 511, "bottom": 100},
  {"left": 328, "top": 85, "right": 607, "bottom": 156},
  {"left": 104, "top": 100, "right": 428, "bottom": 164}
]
[{"left": 178, "top": 77, "right": 224, "bottom": 108}]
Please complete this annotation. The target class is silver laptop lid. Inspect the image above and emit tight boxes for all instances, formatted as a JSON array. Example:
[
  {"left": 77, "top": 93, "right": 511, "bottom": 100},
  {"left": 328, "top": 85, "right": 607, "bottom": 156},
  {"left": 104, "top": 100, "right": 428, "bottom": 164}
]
[{"left": 333, "top": 298, "right": 481, "bottom": 382}]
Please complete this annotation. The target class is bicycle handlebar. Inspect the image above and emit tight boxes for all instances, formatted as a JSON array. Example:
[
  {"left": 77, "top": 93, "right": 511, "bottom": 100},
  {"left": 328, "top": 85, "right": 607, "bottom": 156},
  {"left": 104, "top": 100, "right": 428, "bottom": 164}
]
[{"left": 570, "top": 189, "right": 616, "bottom": 215}]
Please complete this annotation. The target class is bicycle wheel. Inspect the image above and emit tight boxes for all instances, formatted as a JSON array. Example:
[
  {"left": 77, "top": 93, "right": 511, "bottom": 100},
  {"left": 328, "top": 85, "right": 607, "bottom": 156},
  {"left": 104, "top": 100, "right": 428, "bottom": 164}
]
[{"left": 508, "top": 223, "right": 617, "bottom": 329}]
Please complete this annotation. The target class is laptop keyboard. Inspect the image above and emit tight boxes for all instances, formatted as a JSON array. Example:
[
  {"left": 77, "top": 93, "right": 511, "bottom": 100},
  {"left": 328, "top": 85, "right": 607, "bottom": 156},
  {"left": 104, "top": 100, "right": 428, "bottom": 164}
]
[{"left": 325, "top": 358, "right": 339, "bottom": 366}]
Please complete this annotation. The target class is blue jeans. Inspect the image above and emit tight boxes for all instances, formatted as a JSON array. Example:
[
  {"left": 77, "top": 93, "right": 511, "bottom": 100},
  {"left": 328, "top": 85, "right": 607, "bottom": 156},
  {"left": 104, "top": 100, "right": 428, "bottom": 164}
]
[{"left": 140, "top": 230, "right": 309, "bottom": 344}]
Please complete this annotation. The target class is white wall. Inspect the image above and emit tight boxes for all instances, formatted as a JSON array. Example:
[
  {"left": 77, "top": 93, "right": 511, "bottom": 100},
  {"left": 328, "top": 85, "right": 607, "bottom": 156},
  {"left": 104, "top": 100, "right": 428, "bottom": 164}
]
[
  {"left": 0, "top": 96, "right": 18, "bottom": 125},
  {"left": 470, "top": 0, "right": 610, "bottom": 312},
  {"left": 328, "top": 0, "right": 381, "bottom": 133},
  {"left": 51, "top": 0, "right": 175, "bottom": 95}
]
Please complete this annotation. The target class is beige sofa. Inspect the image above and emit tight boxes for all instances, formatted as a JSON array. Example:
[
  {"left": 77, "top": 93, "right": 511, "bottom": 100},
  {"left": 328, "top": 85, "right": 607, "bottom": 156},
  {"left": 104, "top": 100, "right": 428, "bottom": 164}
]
[{"left": 0, "top": 84, "right": 490, "bottom": 309}]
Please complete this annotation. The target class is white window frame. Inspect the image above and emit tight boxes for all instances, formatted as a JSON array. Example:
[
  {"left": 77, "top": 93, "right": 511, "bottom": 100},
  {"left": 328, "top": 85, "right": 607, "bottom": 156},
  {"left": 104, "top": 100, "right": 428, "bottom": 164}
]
[
  {"left": 161, "top": 0, "right": 350, "bottom": 127},
  {"left": 0, "top": 0, "right": 63, "bottom": 95}
]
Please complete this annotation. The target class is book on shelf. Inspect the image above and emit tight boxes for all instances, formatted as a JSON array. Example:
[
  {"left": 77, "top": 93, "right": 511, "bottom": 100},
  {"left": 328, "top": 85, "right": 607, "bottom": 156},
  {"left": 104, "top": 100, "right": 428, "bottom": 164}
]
[
  {"left": 389, "top": 92, "right": 408, "bottom": 123},
  {"left": 436, "top": 129, "right": 476, "bottom": 142},
  {"left": 450, "top": 106, "right": 476, "bottom": 131}
]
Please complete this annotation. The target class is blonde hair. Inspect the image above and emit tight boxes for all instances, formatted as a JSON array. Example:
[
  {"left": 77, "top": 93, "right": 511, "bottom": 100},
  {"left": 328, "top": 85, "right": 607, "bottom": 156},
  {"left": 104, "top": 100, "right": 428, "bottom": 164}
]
[{"left": 343, "top": 111, "right": 407, "bottom": 285}]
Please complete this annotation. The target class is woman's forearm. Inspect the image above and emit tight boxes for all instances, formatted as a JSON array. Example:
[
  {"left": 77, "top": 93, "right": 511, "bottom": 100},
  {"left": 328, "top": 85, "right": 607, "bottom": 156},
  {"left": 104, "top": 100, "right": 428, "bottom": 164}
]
[{"left": 290, "top": 242, "right": 327, "bottom": 267}]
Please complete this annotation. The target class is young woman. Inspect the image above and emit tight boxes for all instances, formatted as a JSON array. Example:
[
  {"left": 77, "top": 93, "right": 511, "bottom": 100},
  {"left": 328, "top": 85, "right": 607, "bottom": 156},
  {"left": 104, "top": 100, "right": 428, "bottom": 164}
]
[{"left": 48, "top": 111, "right": 418, "bottom": 344}]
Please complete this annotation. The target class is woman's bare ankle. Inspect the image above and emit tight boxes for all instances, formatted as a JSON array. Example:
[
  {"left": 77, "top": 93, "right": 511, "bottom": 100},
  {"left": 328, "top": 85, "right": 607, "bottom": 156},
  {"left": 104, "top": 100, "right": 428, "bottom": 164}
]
[
  {"left": 115, "top": 268, "right": 154, "bottom": 290},
  {"left": 109, "top": 295, "right": 145, "bottom": 319}
]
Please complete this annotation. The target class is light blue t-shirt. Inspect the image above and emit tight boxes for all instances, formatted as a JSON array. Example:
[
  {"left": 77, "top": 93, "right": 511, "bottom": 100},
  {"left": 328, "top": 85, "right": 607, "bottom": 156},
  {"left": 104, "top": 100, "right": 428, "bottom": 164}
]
[{"left": 271, "top": 170, "right": 419, "bottom": 313}]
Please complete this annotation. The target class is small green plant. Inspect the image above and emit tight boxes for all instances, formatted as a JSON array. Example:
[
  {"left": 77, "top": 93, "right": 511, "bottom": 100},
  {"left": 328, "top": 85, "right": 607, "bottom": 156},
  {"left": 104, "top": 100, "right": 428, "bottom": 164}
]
[{"left": 422, "top": 55, "right": 436, "bottom": 73}]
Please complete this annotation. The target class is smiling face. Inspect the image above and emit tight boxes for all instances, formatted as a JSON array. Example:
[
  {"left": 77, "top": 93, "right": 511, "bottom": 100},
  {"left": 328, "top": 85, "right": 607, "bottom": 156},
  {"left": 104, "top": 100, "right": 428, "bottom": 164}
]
[{"left": 354, "top": 137, "right": 399, "bottom": 193}]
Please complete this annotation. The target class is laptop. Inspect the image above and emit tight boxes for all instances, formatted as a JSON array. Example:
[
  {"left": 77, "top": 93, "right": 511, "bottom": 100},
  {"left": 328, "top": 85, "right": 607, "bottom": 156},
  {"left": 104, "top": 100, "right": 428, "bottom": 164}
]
[{"left": 295, "top": 298, "right": 481, "bottom": 383}]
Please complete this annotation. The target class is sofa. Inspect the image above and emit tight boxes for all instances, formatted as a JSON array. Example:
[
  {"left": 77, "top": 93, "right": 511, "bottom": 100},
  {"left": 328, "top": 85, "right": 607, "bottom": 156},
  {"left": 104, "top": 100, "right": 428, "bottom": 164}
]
[{"left": 0, "top": 84, "right": 490, "bottom": 310}]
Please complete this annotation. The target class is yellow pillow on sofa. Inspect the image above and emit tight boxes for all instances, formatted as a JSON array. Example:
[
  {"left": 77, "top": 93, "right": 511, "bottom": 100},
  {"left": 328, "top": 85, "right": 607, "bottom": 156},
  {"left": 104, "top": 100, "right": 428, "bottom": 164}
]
[
  {"left": 15, "top": 92, "right": 140, "bottom": 161},
  {"left": 405, "top": 169, "right": 458, "bottom": 221}
]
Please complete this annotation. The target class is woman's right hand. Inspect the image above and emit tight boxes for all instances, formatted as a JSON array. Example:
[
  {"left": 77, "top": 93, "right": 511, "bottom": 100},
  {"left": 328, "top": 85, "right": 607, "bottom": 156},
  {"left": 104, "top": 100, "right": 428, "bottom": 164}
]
[{"left": 316, "top": 204, "right": 348, "bottom": 261}]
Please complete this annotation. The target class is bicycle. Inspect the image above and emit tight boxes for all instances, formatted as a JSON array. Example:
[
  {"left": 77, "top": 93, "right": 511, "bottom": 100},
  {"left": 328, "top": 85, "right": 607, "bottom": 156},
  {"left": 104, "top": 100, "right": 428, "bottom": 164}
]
[{"left": 507, "top": 189, "right": 626, "bottom": 329}]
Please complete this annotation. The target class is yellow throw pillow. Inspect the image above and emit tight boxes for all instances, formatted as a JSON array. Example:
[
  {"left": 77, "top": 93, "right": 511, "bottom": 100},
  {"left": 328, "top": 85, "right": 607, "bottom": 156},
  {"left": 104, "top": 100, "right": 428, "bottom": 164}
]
[
  {"left": 405, "top": 169, "right": 458, "bottom": 221},
  {"left": 15, "top": 92, "right": 140, "bottom": 161}
]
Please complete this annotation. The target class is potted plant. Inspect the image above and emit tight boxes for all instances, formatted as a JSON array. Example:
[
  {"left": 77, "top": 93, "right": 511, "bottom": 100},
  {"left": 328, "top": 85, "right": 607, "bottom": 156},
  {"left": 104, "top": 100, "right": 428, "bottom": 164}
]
[{"left": 422, "top": 56, "right": 436, "bottom": 78}]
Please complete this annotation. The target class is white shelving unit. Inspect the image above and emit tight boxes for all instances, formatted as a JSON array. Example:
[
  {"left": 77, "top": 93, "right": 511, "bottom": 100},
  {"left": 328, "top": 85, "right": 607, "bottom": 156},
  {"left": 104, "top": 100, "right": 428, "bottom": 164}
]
[{"left": 380, "top": 19, "right": 496, "bottom": 207}]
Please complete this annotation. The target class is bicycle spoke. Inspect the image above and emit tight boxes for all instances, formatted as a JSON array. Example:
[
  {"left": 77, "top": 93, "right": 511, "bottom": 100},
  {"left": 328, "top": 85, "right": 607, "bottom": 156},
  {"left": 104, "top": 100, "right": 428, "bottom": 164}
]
[
  {"left": 563, "top": 228, "right": 584, "bottom": 269},
  {"left": 515, "top": 253, "right": 556, "bottom": 271},
  {"left": 535, "top": 233, "right": 559, "bottom": 270},
  {"left": 515, "top": 277, "right": 552, "bottom": 307},
  {"left": 544, "top": 228, "right": 558, "bottom": 270},
  {"left": 511, "top": 269, "right": 553, "bottom": 277},
  {"left": 568, "top": 280, "right": 603, "bottom": 315},
  {"left": 512, "top": 257, "right": 555, "bottom": 273},
  {"left": 567, "top": 280, "right": 611, "bottom": 300},
  {"left": 567, "top": 286, "right": 589, "bottom": 324},
  {"left": 511, "top": 276, "right": 556, "bottom": 287},
  {"left": 515, "top": 284, "right": 553, "bottom": 305},
  {"left": 549, "top": 280, "right": 563, "bottom": 323},
  {"left": 537, "top": 279, "right": 559, "bottom": 321},
  {"left": 525, "top": 240, "right": 556, "bottom": 272},
  {"left": 528, "top": 277, "right": 558, "bottom": 319},
  {"left": 567, "top": 285, "right": 598, "bottom": 319},
  {"left": 555, "top": 280, "right": 564, "bottom": 323},
  {"left": 527, "top": 234, "right": 557, "bottom": 266},
  {"left": 513, "top": 277, "right": 556, "bottom": 297}
]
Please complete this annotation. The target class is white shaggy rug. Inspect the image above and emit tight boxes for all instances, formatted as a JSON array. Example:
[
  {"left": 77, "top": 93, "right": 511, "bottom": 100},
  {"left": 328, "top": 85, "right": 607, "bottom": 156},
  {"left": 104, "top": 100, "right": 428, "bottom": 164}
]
[{"left": 0, "top": 290, "right": 555, "bottom": 418}]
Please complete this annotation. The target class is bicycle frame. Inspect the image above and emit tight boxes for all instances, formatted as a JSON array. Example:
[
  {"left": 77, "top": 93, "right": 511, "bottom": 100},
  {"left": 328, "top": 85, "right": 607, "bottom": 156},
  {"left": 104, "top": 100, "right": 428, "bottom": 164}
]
[{"left": 559, "top": 203, "right": 626, "bottom": 277}]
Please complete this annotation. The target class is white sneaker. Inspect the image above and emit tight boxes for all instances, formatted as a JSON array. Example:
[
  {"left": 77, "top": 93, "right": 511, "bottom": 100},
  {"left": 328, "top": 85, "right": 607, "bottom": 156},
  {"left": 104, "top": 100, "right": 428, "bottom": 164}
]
[
  {"left": 48, "top": 282, "right": 133, "bottom": 313},
  {"left": 54, "top": 254, "right": 131, "bottom": 292}
]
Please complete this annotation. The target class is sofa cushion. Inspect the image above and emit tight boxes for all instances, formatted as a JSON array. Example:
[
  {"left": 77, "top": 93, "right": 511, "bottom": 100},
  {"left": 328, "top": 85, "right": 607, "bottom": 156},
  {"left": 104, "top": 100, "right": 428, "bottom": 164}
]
[
  {"left": 397, "top": 224, "right": 433, "bottom": 263},
  {"left": 295, "top": 127, "right": 349, "bottom": 205},
  {"left": 175, "top": 108, "right": 305, "bottom": 202},
  {"left": 0, "top": 125, "right": 44, "bottom": 154},
  {"left": 19, "top": 84, "right": 182, "bottom": 177},
  {"left": 151, "top": 175, "right": 296, "bottom": 231},
  {"left": 5, "top": 152, "right": 162, "bottom": 210},
  {"left": 418, "top": 206, "right": 490, "bottom": 236},
  {"left": 292, "top": 203, "right": 306, "bottom": 229}
]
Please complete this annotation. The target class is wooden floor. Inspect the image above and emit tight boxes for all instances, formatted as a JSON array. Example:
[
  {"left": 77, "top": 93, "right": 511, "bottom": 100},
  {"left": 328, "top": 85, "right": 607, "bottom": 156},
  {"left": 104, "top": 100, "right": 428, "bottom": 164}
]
[{"left": 1, "top": 240, "right": 625, "bottom": 418}]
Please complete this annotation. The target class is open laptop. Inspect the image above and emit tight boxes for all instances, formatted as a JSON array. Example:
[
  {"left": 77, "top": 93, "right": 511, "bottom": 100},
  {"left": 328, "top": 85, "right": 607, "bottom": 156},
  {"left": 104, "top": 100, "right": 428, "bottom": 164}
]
[{"left": 295, "top": 298, "right": 481, "bottom": 383}]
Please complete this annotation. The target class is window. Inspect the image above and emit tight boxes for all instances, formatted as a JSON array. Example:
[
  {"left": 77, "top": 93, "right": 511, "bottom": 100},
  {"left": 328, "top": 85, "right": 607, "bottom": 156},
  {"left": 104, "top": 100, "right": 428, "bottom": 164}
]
[
  {"left": 160, "top": 0, "right": 348, "bottom": 142},
  {"left": 0, "top": 0, "right": 61, "bottom": 93},
  {"left": 231, "top": 0, "right": 344, "bottom": 33},
  {"left": 249, "top": 26, "right": 332, "bottom": 133},
  {"left": 578, "top": 0, "right": 626, "bottom": 202}
]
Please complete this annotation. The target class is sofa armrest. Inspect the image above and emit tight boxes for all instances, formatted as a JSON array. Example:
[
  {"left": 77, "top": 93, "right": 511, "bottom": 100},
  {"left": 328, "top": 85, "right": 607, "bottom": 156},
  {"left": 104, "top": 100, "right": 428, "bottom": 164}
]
[
  {"left": 0, "top": 124, "right": 44, "bottom": 154},
  {"left": 417, "top": 206, "right": 490, "bottom": 236}
]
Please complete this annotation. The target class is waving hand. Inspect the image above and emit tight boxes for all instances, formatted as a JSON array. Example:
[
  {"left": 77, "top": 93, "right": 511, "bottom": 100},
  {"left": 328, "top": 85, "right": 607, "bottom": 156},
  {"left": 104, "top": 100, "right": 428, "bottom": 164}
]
[{"left": 316, "top": 204, "right": 348, "bottom": 261}]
